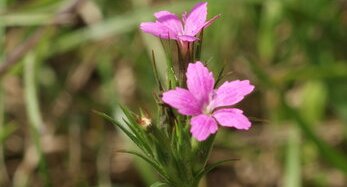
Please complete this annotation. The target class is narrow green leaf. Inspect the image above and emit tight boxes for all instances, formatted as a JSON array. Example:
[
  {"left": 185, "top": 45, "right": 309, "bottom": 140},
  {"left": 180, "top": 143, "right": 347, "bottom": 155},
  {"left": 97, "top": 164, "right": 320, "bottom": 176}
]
[
  {"left": 94, "top": 111, "right": 143, "bottom": 150},
  {"left": 167, "top": 67, "right": 177, "bottom": 89},
  {"left": 195, "top": 159, "right": 238, "bottom": 181},
  {"left": 119, "top": 105, "right": 139, "bottom": 126},
  {"left": 122, "top": 119, "right": 153, "bottom": 156},
  {"left": 95, "top": 110, "right": 155, "bottom": 159},
  {"left": 117, "top": 150, "right": 170, "bottom": 183},
  {"left": 151, "top": 50, "right": 163, "bottom": 91},
  {"left": 120, "top": 106, "right": 154, "bottom": 152},
  {"left": 94, "top": 111, "right": 134, "bottom": 138}
]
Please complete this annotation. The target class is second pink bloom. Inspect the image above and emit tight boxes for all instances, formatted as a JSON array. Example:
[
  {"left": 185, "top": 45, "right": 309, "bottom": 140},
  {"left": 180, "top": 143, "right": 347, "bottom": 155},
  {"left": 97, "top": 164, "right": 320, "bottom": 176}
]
[{"left": 140, "top": 2, "right": 220, "bottom": 42}]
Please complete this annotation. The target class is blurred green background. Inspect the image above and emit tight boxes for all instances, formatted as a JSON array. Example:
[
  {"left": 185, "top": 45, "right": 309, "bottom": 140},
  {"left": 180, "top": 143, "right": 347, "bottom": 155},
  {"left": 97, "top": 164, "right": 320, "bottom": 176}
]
[{"left": 1, "top": 0, "right": 347, "bottom": 186}]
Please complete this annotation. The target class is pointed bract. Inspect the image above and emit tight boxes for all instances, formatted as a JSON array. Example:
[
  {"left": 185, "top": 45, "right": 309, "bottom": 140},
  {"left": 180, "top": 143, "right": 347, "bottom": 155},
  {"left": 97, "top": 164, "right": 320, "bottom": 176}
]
[{"left": 203, "top": 14, "right": 221, "bottom": 29}]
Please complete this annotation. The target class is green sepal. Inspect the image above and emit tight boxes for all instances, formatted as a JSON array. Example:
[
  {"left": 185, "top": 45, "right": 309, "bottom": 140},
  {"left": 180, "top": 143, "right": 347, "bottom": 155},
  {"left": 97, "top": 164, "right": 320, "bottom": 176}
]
[
  {"left": 194, "top": 29, "right": 204, "bottom": 61},
  {"left": 151, "top": 50, "right": 163, "bottom": 91}
]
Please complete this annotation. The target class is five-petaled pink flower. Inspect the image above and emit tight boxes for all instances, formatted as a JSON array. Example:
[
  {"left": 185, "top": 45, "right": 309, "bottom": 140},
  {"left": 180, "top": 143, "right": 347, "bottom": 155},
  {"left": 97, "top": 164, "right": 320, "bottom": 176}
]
[
  {"left": 162, "top": 61, "right": 254, "bottom": 141},
  {"left": 140, "top": 2, "right": 220, "bottom": 42}
]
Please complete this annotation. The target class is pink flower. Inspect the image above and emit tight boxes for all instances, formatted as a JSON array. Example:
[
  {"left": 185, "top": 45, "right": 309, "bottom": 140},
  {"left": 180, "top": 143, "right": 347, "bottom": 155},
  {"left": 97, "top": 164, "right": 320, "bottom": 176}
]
[
  {"left": 140, "top": 2, "right": 220, "bottom": 42},
  {"left": 162, "top": 62, "right": 254, "bottom": 141}
]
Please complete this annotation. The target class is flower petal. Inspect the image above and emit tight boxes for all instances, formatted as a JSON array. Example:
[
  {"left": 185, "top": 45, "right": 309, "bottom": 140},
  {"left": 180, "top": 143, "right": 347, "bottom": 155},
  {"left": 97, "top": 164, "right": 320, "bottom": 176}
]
[
  {"left": 140, "top": 22, "right": 178, "bottom": 39},
  {"left": 211, "top": 80, "right": 254, "bottom": 109},
  {"left": 186, "top": 61, "right": 215, "bottom": 104},
  {"left": 162, "top": 88, "right": 202, "bottom": 115},
  {"left": 213, "top": 108, "right": 251, "bottom": 130},
  {"left": 184, "top": 2, "right": 207, "bottom": 36},
  {"left": 190, "top": 114, "right": 218, "bottom": 141},
  {"left": 154, "top": 11, "right": 183, "bottom": 34}
]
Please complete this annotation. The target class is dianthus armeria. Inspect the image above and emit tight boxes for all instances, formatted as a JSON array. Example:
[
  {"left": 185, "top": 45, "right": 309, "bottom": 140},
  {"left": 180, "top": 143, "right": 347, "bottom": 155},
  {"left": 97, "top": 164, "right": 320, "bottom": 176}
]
[
  {"left": 162, "top": 61, "right": 254, "bottom": 141},
  {"left": 140, "top": 2, "right": 220, "bottom": 43},
  {"left": 100, "top": 2, "right": 255, "bottom": 186}
]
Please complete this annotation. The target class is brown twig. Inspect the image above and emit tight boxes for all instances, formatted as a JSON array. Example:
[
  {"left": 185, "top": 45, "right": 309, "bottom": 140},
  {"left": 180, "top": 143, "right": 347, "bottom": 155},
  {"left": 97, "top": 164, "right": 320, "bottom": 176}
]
[{"left": 0, "top": 0, "right": 84, "bottom": 77}]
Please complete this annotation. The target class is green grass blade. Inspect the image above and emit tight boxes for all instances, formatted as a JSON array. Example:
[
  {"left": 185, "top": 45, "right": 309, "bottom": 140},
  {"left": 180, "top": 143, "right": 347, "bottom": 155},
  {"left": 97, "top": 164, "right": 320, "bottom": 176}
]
[
  {"left": 280, "top": 94, "right": 347, "bottom": 174},
  {"left": 23, "top": 52, "right": 51, "bottom": 187},
  {"left": 284, "top": 128, "right": 301, "bottom": 187}
]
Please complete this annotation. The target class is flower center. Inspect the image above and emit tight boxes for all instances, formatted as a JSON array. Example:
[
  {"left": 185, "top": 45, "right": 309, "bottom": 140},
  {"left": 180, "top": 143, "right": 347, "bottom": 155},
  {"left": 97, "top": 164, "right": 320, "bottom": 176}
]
[
  {"left": 202, "top": 91, "right": 216, "bottom": 115},
  {"left": 202, "top": 104, "right": 213, "bottom": 115}
]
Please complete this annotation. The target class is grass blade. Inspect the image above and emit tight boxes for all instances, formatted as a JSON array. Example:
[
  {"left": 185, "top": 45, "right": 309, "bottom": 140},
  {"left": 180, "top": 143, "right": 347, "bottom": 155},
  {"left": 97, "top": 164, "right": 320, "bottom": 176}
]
[
  {"left": 284, "top": 128, "right": 301, "bottom": 187},
  {"left": 23, "top": 52, "right": 51, "bottom": 187}
]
